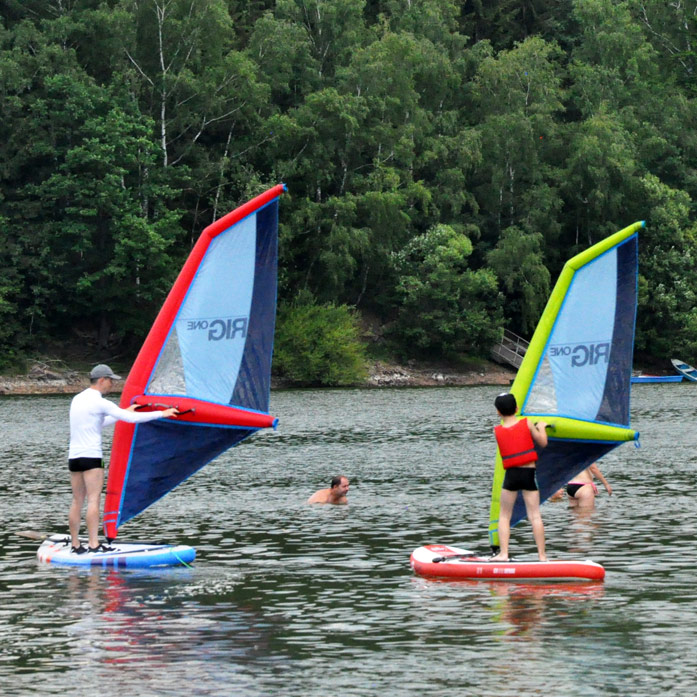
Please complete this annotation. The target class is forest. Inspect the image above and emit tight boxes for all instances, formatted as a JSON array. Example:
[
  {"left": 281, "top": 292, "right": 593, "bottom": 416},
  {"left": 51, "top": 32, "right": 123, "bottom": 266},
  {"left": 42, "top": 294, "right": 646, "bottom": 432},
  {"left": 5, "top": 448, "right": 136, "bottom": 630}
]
[{"left": 2, "top": 0, "right": 697, "bottom": 382}]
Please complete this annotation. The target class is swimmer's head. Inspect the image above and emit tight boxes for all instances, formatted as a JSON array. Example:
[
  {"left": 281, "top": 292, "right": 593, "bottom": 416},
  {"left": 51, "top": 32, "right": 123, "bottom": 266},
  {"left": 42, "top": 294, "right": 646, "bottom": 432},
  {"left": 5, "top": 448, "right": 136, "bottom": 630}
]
[
  {"left": 330, "top": 476, "right": 350, "bottom": 496},
  {"left": 494, "top": 392, "right": 517, "bottom": 416}
]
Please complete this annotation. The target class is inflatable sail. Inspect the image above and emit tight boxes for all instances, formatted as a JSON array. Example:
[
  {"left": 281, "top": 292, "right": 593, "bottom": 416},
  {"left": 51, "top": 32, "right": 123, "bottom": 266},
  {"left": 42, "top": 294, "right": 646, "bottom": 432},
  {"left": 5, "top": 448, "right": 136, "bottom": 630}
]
[
  {"left": 103, "top": 184, "right": 285, "bottom": 541},
  {"left": 488, "top": 221, "right": 643, "bottom": 549}
]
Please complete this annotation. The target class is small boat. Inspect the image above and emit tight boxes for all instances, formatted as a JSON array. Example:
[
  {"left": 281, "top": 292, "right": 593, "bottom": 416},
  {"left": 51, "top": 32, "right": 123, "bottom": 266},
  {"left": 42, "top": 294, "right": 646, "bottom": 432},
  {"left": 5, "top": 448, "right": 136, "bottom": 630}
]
[
  {"left": 671, "top": 358, "right": 697, "bottom": 382},
  {"left": 631, "top": 374, "right": 683, "bottom": 383}
]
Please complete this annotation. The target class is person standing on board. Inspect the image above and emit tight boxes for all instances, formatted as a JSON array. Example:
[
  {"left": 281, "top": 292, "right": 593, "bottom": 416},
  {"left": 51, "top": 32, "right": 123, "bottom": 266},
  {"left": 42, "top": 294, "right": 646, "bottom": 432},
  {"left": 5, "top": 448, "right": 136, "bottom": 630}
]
[
  {"left": 307, "top": 476, "right": 350, "bottom": 504},
  {"left": 566, "top": 462, "right": 612, "bottom": 508},
  {"left": 68, "top": 364, "right": 179, "bottom": 554},
  {"left": 489, "top": 393, "right": 548, "bottom": 562}
]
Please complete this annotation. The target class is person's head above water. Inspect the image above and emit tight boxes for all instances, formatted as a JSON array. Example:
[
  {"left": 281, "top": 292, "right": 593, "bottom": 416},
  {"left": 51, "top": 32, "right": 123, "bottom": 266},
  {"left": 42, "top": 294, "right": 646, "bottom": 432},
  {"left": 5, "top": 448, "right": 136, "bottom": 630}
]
[{"left": 330, "top": 476, "right": 350, "bottom": 496}]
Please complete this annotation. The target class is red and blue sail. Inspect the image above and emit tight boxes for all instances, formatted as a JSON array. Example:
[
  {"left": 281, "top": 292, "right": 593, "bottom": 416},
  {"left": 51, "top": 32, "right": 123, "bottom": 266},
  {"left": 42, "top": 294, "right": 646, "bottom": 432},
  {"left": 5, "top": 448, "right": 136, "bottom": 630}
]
[
  {"left": 104, "top": 185, "right": 285, "bottom": 540},
  {"left": 489, "top": 221, "right": 643, "bottom": 548}
]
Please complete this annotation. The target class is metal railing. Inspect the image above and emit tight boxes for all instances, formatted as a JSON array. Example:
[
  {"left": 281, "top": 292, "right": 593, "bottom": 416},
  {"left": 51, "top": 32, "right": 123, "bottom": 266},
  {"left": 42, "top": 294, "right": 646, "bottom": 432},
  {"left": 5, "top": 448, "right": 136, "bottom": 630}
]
[{"left": 490, "top": 329, "right": 529, "bottom": 369}]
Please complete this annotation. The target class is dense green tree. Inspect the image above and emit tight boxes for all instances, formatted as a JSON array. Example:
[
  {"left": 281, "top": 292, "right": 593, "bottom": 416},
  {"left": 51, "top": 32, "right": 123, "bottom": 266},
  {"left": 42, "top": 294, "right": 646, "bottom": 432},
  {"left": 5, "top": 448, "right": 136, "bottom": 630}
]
[
  {"left": 390, "top": 224, "right": 503, "bottom": 357},
  {"left": 274, "top": 292, "right": 367, "bottom": 385},
  {"left": 634, "top": 174, "right": 697, "bottom": 358},
  {"left": 0, "top": 22, "right": 181, "bottom": 350},
  {"left": 2, "top": 0, "right": 697, "bottom": 369},
  {"left": 470, "top": 35, "right": 565, "bottom": 263},
  {"left": 487, "top": 226, "right": 550, "bottom": 335}
]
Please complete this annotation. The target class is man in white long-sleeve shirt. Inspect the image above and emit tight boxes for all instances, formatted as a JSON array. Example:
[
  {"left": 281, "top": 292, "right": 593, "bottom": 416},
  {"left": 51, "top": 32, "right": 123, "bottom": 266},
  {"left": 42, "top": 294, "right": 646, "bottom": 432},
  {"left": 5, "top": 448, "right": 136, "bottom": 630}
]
[{"left": 68, "top": 364, "right": 178, "bottom": 553}]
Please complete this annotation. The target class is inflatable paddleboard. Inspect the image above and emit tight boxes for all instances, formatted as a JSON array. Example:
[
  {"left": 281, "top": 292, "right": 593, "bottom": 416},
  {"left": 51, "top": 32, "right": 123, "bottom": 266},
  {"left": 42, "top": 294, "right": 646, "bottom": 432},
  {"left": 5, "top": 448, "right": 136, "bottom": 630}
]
[
  {"left": 410, "top": 544, "right": 605, "bottom": 581},
  {"left": 671, "top": 358, "right": 697, "bottom": 382},
  {"left": 37, "top": 535, "right": 195, "bottom": 568}
]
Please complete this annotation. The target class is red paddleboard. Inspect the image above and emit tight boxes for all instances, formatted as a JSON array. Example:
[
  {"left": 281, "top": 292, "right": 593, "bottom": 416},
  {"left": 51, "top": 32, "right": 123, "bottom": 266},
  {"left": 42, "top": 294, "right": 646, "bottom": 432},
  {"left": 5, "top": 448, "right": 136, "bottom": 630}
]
[{"left": 410, "top": 544, "right": 605, "bottom": 581}]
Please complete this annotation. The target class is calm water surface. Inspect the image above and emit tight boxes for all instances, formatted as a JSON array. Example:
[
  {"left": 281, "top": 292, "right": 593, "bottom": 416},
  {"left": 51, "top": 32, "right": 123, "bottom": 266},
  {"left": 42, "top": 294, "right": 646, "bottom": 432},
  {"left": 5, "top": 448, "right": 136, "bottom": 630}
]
[{"left": 1, "top": 385, "right": 696, "bottom": 696}]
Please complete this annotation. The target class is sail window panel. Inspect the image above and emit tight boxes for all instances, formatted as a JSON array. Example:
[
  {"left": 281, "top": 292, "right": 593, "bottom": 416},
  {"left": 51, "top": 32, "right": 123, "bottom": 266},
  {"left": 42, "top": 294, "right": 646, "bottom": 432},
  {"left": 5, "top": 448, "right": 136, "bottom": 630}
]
[
  {"left": 148, "top": 326, "right": 188, "bottom": 395},
  {"left": 528, "top": 250, "right": 618, "bottom": 421},
  {"left": 524, "top": 355, "right": 558, "bottom": 414},
  {"left": 150, "top": 215, "right": 257, "bottom": 403}
]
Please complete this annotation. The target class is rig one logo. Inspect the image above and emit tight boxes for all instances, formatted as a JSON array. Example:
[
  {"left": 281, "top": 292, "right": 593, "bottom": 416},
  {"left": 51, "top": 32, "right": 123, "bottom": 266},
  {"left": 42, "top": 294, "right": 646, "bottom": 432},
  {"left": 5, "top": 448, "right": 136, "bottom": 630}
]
[
  {"left": 549, "top": 342, "right": 610, "bottom": 367},
  {"left": 185, "top": 317, "right": 248, "bottom": 341}
]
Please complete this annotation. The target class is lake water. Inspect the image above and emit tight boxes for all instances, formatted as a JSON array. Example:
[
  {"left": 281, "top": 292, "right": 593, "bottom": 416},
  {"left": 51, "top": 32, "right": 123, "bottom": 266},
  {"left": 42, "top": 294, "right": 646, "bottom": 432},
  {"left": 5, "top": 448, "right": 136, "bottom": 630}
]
[{"left": 1, "top": 384, "right": 695, "bottom": 696}]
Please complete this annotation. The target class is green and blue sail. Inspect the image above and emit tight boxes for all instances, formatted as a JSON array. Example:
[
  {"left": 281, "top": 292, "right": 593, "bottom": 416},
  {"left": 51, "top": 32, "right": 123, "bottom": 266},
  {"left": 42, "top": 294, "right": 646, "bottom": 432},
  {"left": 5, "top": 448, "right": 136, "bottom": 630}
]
[{"left": 488, "top": 221, "right": 643, "bottom": 548}]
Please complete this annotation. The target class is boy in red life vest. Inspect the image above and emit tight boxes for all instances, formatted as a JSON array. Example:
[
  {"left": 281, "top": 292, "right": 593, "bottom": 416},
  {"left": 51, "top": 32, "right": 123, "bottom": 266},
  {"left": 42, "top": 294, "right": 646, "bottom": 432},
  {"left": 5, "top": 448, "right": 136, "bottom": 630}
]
[{"left": 489, "top": 393, "right": 548, "bottom": 562}]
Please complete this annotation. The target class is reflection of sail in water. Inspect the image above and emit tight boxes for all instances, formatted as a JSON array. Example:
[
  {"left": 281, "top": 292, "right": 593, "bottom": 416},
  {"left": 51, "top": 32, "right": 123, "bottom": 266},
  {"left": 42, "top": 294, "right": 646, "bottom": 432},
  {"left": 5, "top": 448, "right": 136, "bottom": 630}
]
[
  {"left": 62, "top": 568, "right": 274, "bottom": 674},
  {"left": 489, "top": 221, "right": 643, "bottom": 549}
]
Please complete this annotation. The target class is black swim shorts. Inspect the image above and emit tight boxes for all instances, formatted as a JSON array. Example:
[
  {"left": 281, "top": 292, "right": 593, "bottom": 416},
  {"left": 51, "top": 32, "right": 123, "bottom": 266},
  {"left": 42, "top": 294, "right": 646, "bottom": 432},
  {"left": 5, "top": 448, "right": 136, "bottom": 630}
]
[
  {"left": 68, "top": 457, "right": 104, "bottom": 472},
  {"left": 502, "top": 467, "right": 538, "bottom": 491}
]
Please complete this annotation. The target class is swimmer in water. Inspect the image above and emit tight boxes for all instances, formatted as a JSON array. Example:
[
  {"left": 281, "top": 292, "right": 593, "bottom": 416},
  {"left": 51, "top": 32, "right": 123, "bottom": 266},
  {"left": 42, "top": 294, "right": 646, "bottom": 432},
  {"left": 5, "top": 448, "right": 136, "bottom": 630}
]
[
  {"left": 566, "top": 463, "right": 612, "bottom": 509},
  {"left": 307, "top": 476, "right": 350, "bottom": 504}
]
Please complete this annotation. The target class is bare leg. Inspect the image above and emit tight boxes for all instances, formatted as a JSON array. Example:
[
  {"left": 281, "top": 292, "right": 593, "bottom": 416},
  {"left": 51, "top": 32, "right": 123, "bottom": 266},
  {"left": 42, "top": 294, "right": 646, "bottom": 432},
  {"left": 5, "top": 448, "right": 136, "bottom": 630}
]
[
  {"left": 490, "top": 489, "right": 516, "bottom": 561},
  {"left": 83, "top": 468, "right": 104, "bottom": 549},
  {"left": 522, "top": 489, "right": 547, "bottom": 561},
  {"left": 69, "top": 472, "right": 87, "bottom": 548}
]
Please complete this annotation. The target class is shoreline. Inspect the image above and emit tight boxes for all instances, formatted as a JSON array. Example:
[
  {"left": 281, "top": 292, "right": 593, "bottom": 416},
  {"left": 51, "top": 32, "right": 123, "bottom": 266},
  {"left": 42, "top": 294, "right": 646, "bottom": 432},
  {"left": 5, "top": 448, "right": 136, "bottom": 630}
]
[{"left": 0, "top": 360, "right": 514, "bottom": 395}]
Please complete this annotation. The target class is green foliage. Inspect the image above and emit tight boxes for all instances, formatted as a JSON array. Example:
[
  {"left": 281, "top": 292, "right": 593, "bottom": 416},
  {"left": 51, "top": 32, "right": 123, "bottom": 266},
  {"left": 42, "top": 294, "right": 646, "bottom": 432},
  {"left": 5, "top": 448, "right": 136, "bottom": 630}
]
[
  {"left": 634, "top": 174, "right": 697, "bottom": 358},
  {"left": 487, "top": 226, "right": 550, "bottom": 335},
  {"left": 2, "top": 0, "right": 697, "bottom": 369},
  {"left": 274, "top": 294, "right": 368, "bottom": 386},
  {"left": 391, "top": 224, "right": 503, "bottom": 358}
]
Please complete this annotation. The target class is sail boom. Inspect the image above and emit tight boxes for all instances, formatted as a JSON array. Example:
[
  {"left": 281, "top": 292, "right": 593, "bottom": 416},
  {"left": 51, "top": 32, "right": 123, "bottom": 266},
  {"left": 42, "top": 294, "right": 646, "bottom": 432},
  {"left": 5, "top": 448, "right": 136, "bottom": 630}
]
[
  {"left": 130, "top": 395, "right": 278, "bottom": 429},
  {"left": 529, "top": 416, "right": 637, "bottom": 443}
]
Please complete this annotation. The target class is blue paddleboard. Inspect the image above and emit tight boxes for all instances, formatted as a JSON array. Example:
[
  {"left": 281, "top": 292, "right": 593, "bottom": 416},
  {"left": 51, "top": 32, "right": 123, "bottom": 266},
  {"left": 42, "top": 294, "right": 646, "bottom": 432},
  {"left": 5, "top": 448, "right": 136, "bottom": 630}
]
[{"left": 37, "top": 534, "right": 195, "bottom": 568}]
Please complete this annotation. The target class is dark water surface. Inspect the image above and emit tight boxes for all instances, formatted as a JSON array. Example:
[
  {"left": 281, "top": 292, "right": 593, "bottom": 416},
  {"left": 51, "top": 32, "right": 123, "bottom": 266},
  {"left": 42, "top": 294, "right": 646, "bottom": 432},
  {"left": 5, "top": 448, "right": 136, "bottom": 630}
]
[{"left": 1, "top": 385, "right": 695, "bottom": 696}]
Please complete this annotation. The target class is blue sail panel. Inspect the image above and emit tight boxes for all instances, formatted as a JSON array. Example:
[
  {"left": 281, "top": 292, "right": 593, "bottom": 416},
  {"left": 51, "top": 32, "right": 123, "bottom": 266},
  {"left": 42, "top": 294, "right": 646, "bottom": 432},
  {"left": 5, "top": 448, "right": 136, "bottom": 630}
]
[
  {"left": 231, "top": 201, "right": 278, "bottom": 413},
  {"left": 119, "top": 420, "right": 257, "bottom": 524},
  {"left": 525, "top": 234, "right": 637, "bottom": 426},
  {"left": 509, "top": 440, "right": 620, "bottom": 528},
  {"left": 148, "top": 200, "right": 278, "bottom": 413}
]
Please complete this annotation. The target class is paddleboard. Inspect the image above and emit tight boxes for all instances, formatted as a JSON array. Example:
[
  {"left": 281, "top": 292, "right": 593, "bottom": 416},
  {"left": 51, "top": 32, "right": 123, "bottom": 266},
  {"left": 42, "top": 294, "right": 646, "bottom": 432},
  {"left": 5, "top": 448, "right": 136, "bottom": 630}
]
[
  {"left": 410, "top": 544, "right": 605, "bottom": 581},
  {"left": 37, "top": 534, "right": 195, "bottom": 568},
  {"left": 671, "top": 358, "right": 697, "bottom": 382}
]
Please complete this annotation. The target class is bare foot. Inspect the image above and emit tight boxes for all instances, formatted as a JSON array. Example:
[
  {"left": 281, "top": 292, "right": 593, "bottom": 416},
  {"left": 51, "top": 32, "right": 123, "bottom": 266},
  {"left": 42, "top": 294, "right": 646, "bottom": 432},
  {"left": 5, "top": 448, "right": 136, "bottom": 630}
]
[
  {"left": 539, "top": 556, "right": 548, "bottom": 562},
  {"left": 488, "top": 554, "right": 509, "bottom": 562}
]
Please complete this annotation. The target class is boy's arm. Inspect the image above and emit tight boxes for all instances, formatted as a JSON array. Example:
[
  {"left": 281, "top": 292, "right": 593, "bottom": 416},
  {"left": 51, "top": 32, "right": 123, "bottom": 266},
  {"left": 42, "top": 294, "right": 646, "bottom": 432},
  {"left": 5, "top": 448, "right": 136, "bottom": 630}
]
[{"left": 529, "top": 419, "right": 548, "bottom": 448}]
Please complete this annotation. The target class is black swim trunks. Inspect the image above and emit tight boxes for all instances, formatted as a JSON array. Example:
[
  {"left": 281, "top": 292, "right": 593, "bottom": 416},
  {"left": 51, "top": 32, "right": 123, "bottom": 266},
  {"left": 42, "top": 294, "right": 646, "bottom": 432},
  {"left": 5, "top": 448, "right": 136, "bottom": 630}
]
[
  {"left": 502, "top": 467, "right": 538, "bottom": 491},
  {"left": 68, "top": 457, "right": 103, "bottom": 472}
]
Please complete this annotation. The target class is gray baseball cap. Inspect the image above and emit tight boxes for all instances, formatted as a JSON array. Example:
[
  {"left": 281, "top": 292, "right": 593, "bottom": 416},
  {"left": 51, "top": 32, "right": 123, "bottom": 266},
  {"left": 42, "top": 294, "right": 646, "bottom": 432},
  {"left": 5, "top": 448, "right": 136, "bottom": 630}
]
[{"left": 90, "top": 364, "right": 122, "bottom": 380}]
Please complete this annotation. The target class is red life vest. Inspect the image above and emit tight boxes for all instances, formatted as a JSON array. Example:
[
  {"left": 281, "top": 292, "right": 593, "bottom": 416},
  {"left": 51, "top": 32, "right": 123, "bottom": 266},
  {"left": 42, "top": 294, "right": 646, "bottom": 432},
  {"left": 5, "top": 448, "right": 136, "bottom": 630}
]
[{"left": 495, "top": 418, "right": 538, "bottom": 469}]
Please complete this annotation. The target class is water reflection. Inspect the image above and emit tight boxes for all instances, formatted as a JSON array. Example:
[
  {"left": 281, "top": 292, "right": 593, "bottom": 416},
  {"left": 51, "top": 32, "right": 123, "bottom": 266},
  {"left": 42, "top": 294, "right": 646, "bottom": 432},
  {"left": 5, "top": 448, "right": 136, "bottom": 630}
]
[{"left": 488, "top": 581, "right": 605, "bottom": 639}]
